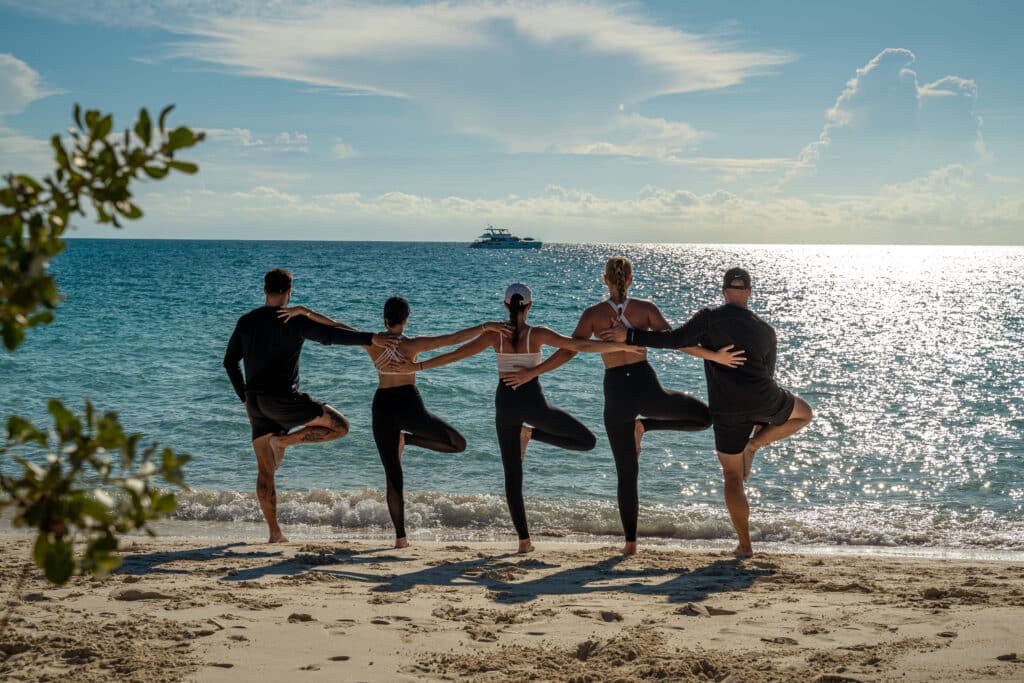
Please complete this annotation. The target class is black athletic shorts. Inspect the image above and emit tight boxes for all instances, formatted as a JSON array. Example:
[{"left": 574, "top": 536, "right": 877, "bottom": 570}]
[
  {"left": 712, "top": 390, "right": 796, "bottom": 454},
  {"left": 245, "top": 391, "right": 325, "bottom": 441}
]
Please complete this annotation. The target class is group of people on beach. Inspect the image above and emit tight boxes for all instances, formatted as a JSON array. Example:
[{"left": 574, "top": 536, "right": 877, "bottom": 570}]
[{"left": 223, "top": 257, "right": 813, "bottom": 558}]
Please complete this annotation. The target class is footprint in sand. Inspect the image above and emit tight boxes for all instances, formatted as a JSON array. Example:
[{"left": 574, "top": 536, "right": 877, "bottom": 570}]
[{"left": 329, "top": 655, "right": 350, "bottom": 662}]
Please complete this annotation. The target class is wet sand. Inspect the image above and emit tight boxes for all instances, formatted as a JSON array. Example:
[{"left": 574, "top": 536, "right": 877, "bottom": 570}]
[{"left": 2, "top": 533, "right": 1023, "bottom": 681}]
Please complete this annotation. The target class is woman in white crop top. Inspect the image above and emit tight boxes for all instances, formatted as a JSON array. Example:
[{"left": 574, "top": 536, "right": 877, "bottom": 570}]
[
  {"left": 394, "top": 282, "right": 638, "bottom": 554},
  {"left": 278, "top": 297, "right": 508, "bottom": 549}
]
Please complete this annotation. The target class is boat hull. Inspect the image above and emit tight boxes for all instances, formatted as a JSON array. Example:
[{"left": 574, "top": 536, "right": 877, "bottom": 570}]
[{"left": 470, "top": 241, "right": 543, "bottom": 249}]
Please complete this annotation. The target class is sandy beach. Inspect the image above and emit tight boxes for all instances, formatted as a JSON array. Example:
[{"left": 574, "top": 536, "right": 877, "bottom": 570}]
[{"left": 1, "top": 533, "right": 1022, "bottom": 682}]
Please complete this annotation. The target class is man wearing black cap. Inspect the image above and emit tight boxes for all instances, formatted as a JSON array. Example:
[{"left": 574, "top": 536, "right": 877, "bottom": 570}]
[{"left": 601, "top": 267, "right": 812, "bottom": 558}]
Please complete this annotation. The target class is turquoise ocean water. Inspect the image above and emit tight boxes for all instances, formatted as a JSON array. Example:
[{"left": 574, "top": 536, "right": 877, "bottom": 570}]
[{"left": 2, "top": 239, "right": 1022, "bottom": 552}]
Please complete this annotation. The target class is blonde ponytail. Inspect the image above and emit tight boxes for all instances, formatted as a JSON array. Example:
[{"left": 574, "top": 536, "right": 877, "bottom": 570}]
[{"left": 605, "top": 256, "right": 632, "bottom": 303}]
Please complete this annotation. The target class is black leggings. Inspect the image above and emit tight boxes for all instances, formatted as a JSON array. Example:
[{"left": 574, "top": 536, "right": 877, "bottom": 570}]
[
  {"left": 603, "top": 361, "right": 711, "bottom": 542},
  {"left": 495, "top": 379, "right": 596, "bottom": 540},
  {"left": 372, "top": 385, "right": 466, "bottom": 539}
]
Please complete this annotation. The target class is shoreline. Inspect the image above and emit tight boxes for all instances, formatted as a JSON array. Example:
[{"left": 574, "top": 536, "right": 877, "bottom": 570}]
[
  {"left": 2, "top": 532, "right": 1023, "bottom": 681},
  {"left": 5, "top": 522, "right": 1024, "bottom": 563}
]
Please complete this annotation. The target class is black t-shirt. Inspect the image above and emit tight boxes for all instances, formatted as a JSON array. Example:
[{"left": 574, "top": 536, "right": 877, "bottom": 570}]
[
  {"left": 627, "top": 303, "right": 785, "bottom": 420},
  {"left": 223, "top": 306, "right": 373, "bottom": 402}
]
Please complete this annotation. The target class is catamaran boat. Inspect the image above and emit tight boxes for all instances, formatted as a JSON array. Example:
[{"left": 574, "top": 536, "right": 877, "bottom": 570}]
[{"left": 470, "top": 226, "right": 543, "bottom": 249}]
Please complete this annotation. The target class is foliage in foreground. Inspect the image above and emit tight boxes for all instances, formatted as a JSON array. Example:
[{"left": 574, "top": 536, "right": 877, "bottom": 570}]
[
  {"left": 2, "top": 400, "right": 191, "bottom": 583},
  {"left": 0, "top": 106, "right": 203, "bottom": 584}
]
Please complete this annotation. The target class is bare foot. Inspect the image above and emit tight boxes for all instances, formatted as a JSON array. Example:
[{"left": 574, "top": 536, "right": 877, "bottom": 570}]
[
  {"left": 398, "top": 433, "right": 406, "bottom": 463},
  {"left": 520, "top": 426, "right": 532, "bottom": 462},
  {"left": 742, "top": 443, "right": 757, "bottom": 482},
  {"left": 268, "top": 532, "right": 289, "bottom": 544},
  {"left": 269, "top": 436, "right": 287, "bottom": 471},
  {"left": 395, "top": 537, "right": 409, "bottom": 549},
  {"left": 634, "top": 420, "right": 645, "bottom": 458},
  {"left": 733, "top": 544, "right": 753, "bottom": 559},
  {"left": 622, "top": 541, "right": 637, "bottom": 556},
  {"left": 517, "top": 539, "right": 535, "bottom": 554}
]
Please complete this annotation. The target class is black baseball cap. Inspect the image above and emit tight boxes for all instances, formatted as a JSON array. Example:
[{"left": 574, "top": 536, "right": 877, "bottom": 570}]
[{"left": 723, "top": 267, "right": 751, "bottom": 289}]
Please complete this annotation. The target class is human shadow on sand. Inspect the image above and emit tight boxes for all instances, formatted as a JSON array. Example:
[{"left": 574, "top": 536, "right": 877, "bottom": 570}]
[
  {"left": 114, "top": 542, "right": 411, "bottom": 581},
  {"left": 312, "top": 553, "right": 776, "bottom": 605},
  {"left": 219, "top": 543, "right": 415, "bottom": 582}
]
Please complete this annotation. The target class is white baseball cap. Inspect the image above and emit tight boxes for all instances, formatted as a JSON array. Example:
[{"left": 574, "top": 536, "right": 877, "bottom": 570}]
[{"left": 504, "top": 282, "right": 533, "bottom": 304}]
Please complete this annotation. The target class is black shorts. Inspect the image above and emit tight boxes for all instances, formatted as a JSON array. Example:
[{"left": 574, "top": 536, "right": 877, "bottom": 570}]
[
  {"left": 712, "top": 390, "right": 796, "bottom": 454},
  {"left": 245, "top": 392, "right": 325, "bottom": 441}
]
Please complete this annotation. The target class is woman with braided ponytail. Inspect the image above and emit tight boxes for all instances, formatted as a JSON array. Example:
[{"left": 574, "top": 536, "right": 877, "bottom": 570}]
[
  {"left": 393, "top": 283, "right": 639, "bottom": 553},
  {"left": 502, "top": 257, "right": 746, "bottom": 555}
]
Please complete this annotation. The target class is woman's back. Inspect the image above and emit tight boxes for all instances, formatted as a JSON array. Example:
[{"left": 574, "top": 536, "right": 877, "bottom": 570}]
[
  {"left": 368, "top": 339, "right": 418, "bottom": 388},
  {"left": 496, "top": 325, "right": 542, "bottom": 372}
]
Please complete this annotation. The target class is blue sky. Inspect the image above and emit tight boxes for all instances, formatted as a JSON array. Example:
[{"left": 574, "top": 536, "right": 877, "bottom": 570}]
[{"left": 1, "top": 0, "right": 1022, "bottom": 243}]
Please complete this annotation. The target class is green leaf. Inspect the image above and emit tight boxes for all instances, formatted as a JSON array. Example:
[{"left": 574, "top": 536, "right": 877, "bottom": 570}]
[
  {"left": 47, "top": 399, "right": 80, "bottom": 436},
  {"left": 167, "top": 160, "right": 198, "bottom": 174},
  {"left": 14, "top": 175, "right": 43, "bottom": 193},
  {"left": 33, "top": 533, "right": 49, "bottom": 567},
  {"left": 166, "top": 127, "right": 195, "bottom": 152},
  {"left": 51, "top": 135, "right": 71, "bottom": 170},
  {"left": 84, "top": 109, "right": 99, "bottom": 130},
  {"left": 2, "top": 321, "right": 26, "bottom": 351},
  {"left": 94, "top": 114, "right": 113, "bottom": 140},
  {"left": 134, "top": 108, "right": 152, "bottom": 146},
  {"left": 116, "top": 201, "right": 143, "bottom": 220},
  {"left": 154, "top": 492, "right": 177, "bottom": 515},
  {"left": 43, "top": 540, "right": 75, "bottom": 585},
  {"left": 73, "top": 103, "right": 82, "bottom": 129},
  {"left": 7, "top": 415, "right": 48, "bottom": 447},
  {"left": 142, "top": 165, "right": 169, "bottom": 179},
  {"left": 158, "top": 104, "right": 175, "bottom": 133},
  {"left": 28, "top": 310, "right": 55, "bottom": 328}
]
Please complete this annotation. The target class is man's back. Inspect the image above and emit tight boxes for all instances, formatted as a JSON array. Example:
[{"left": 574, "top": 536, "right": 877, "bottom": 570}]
[
  {"left": 224, "top": 306, "right": 372, "bottom": 400},
  {"left": 697, "top": 304, "right": 779, "bottom": 419},
  {"left": 232, "top": 306, "right": 311, "bottom": 395}
]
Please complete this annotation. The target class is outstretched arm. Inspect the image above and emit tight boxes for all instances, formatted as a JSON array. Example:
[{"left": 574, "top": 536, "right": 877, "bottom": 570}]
[
  {"left": 405, "top": 321, "right": 509, "bottom": 354},
  {"left": 398, "top": 332, "right": 497, "bottom": 372},
  {"left": 681, "top": 345, "right": 746, "bottom": 368},
  {"left": 603, "top": 309, "right": 712, "bottom": 350},
  {"left": 533, "top": 326, "right": 638, "bottom": 354},
  {"left": 278, "top": 305, "right": 356, "bottom": 331},
  {"left": 500, "top": 314, "right": 591, "bottom": 389}
]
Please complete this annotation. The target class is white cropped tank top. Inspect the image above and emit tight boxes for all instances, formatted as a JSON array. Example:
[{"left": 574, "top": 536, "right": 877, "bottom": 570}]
[{"left": 496, "top": 327, "right": 543, "bottom": 373}]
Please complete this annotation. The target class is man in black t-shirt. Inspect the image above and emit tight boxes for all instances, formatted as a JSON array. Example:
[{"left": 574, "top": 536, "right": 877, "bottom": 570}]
[
  {"left": 603, "top": 267, "right": 812, "bottom": 558},
  {"left": 224, "top": 268, "right": 394, "bottom": 542}
]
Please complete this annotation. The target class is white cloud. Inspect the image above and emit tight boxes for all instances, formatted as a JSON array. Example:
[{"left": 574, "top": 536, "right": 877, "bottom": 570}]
[
  {"left": 202, "top": 127, "right": 309, "bottom": 151},
  {"left": 333, "top": 139, "right": 358, "bottom": 159},
  {"left": 0, "top": 55, "right": 61, "bottom": 173},
  {"left": 0, "top": 126, "right": 52, "bottom": 173},
  {"left": 560, "top": 113, "right": 705, "bottom": 160},
  {"left": 16, "top": 1, "right": 791, "bottom": 152},
  {"left": 274, "top": 131, "right": 309, "bottom": 148},
  {"left": 203, "top": 127, "right": 264, "bottom": 146},
  {"left": 790, "top": 48, "right": 984, "bottom": 188},
  {"left": 129, "top": 169, "right": 1022, "bottom": 244},
  {"left": 0, "top": 53, "right": 60, "bottom": 115}
]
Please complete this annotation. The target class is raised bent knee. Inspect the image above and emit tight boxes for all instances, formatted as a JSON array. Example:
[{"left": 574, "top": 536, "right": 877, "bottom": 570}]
[
  {"left": 451, "top": 432, "right": 467, "bottom": 453},
  {"left": 581, "top": 431, "right": 598, "bottom": 451}
]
